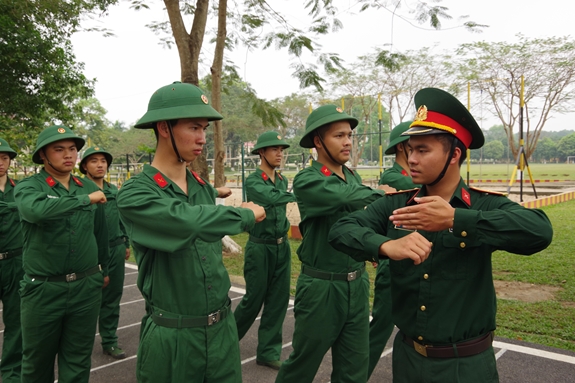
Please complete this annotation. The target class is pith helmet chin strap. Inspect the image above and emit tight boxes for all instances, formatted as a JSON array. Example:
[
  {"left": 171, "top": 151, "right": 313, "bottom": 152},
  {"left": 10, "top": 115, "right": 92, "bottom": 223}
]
[
  {"left": 166, "top": 121, "right": 186, "bottom": 163},
  {"left": 428, "top": 135, "right": 457, "bottom": 187},
  {"left": 42, "top": 149, "right": 69, "bottom": 174},
  {"left": 260, "top": 149, "right": 276, "bottom": 171},
  {"left": 316, "top": 132, "right": 346, "bottom": 166}
]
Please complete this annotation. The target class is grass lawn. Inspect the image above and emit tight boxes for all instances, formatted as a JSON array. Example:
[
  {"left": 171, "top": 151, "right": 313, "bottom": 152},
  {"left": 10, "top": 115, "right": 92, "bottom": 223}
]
[{"left": 225, "top": 199, "right": 575, "bottom": 352}]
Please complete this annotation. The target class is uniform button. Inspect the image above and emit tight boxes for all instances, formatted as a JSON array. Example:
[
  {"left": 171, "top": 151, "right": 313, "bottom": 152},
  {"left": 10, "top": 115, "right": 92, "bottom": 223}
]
[
  {"left": 420, "top": 305, "right": 426, "bottom": 311},
  {"left": 460, "top": 242, "right": 466, "bottom": 249},
  {"left": 423, "top": 274, "right": 429, "bottom": 280},
  {"left": 202, "top": 257, "right": 206, "bottom": 261},
  {"left": 418, "top": 336, "right": 423, "bottom": 341},
  {"left": 461, "top": 231, "right": 468, "bottom": 237},
  {"left": 208, "top": 285, "right": 212, "bottom": 290}
]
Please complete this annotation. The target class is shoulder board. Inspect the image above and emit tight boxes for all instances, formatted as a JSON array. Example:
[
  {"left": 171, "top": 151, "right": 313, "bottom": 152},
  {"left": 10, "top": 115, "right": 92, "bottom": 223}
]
[
  {"left": 45, "top": 176, "right": 56, "bottom": 187},
  {"left": 9, "top": 178, "right": 15, "bottom": 187},
  {"left": 72, "top": 176, "right": 83, "bottom": 187},
  {"left": 191, "top": 171, "right": 206, "bottom": 185},
  {"left": 320, "top": 165, "right": 331, "bottom": 177},
  {"left": 469, "top": 187, "right": 506, "bottom": 196},
  {"left": 385, "top": 187, "right": 420, "bottom": 196},
  {"left": 262, "top": 172, "right": 269, "bottom": 181},
  {"left": 153, "top": 172, "right": 169, "bottom": 188}
]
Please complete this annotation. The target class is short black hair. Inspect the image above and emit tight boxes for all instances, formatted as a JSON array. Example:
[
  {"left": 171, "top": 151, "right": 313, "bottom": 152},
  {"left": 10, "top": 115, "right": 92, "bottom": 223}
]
[
  {"left": 152, "top": 119, "right": 180, "bottom": 141},
  {"left": 434, "top": 134, "right": 467, "bottom": 166}
]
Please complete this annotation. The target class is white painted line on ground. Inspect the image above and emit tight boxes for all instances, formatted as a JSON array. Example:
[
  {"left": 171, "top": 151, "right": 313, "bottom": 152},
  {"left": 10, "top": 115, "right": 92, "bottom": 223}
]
[
  {"left": 90, "top": 355, "right": 138, "bottom": 372},
  {"left": 493, "top": 341, "right": 575, "bottom": 365},
  {"left": 125, "top": 263, "right": 138, "bottom": 270},
  {"left": 125, "top": 271, "right": 138, "bottom": 276},
  {"left": 96, "top": 322, "right": 141, "bottom": 337},
  {"left": 241, "top": 342, "right": 292, "bottom": 365},
  {"left": 120, "top": 298, "right": 145, "bottom": 306},
  {"left": 495, "top": 348, "right": 507, "bottom": 360},
  {"left": 123, "top": 283, "right": 137, "bottom": 289}
]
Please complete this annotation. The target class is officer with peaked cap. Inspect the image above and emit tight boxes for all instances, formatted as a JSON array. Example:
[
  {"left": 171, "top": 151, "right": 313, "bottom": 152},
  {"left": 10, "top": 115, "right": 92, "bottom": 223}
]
[
  {"left": 14, "top": 125, "right": 109, "bottom": 383},
  {"left": 116, "top": 81, "right": 266, "bottom": 383},
  {"left": 0, "top": 138, "right": 24, "bottom": 383},
  {"left": 275, "top": 105, "right": 384, "bottom": 383},
  {"left": 368, "top": 121, "right": 421, "bottom": 379},
  {"left": 329, "top": 88, "right": 553, "bottom": 383},
  {"left": 80, "top": 147, "right": 130, "bottom": 360},
  {"left": 234, "top": 131, "right": 296, "bottom": 371}
]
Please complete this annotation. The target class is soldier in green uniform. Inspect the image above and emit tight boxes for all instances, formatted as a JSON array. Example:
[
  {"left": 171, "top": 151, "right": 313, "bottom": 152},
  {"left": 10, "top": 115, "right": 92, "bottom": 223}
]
[
  {"left": 0, "top": 138, "right": 24, "bottom": 383},
  {"left": 116, "top": 81, "right": 266, "bottom": 383},
  {"left": 80, "top": 146, "right": 130, "bottom": 359},
  {"left": 14, "top": 125, "right": 110, "bottom": 383},
  {"left": 329, "top": 88, "right": 553, "bottom": 383},
  {"left": 234, "top": 131, "right": 296, "bottom": 370},
  {"left": 369, "top": 121, "right": 420, "bottom": 379},
  {"left": 275, "top": 105, "right": 384, "bottom": 383}
]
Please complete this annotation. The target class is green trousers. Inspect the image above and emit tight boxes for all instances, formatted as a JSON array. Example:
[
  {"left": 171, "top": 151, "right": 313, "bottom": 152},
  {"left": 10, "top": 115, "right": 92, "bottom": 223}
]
[
  {"left": 234, "top": 240, "right": 291, "bottom": 362},
  {"left": 368, "top": 259, "right": 394, "bottom": 378},
  {"left": 0, "top": 255, "right": 24, "bottom": 383},
  {"left": 20, "top": 273, "right": 103, "bottom": 383},
  {"left": 136, "top": 311, "right": 241, "bottom": 383},
  {"left": 275, "top": 272, "right": 370, "bottom": 383},
  {"left": 391, "top": 332, "right": 500, "bottom": 383},
  {"left": 99, "top": 244, "right": 126, "bottom": 348}
]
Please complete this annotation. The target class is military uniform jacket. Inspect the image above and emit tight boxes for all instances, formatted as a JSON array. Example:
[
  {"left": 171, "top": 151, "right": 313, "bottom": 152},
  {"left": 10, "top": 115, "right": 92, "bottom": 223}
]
[
  {"left": 0, "top": 177, "right": 23, "bottom": 252},
  {"left": 102, "top": 181, "right": 129, "bottom": 248},
  {"left": 294, "top": 160, "right": 383, "bottom": 273},
  {"left": 329, "top": 178, "right": 553, "bottom": 344},
  {"left": 245, "top": 169, "right": 295, "bottom": 239},
  {"left": 15, "top": 169, "right": 109, "bottom": 277},
  {"left": 117, "top": 164, "right": 256, "bottom": 316},
  {"left": 378, "top": 162, "right": 420, "bottom": 191}
]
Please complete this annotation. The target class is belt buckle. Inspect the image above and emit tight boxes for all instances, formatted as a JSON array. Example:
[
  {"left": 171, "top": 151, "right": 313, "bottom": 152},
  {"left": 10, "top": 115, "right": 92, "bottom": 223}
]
[
  {"left": 66, "top": 273, "right": 77, "bottom": 282},
  {"left": 207, "top": 310, "right": 221, "bottom": 326},
  {"left": 347, "top": 271, "right": 357, "bottom": 281},
  {"left": 0, "top": 252, "right": 6, "bottom": 260},
  {"left": 413, "top": 341, "right": 428, "bottom": 357},
  {"left": 276, "top": 237, "right": 284, "bottom": 245}
]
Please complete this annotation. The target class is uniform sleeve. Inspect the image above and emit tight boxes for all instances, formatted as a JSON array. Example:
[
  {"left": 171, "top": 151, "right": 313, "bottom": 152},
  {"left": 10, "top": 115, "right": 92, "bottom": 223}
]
[
  {"left": 94, "top": 203, "right": 110, "bottom": 276},
  {"left": 0, "top": 201, "right": 18, "bottom": 215},
  {"left": 245, "top": 175, "right": 296, "bottom": 207},
  {"left": 117, "top": 182, "right": 256, "bottom": 253},
  {"left": 453, "top": 198, "right": 553, "bottom": 255},
  {"left": 14, "top": 180, "right": 91, "bottom": 223},
  {"left": 379, "top": 171, "right": 418, "bottom": 191},
  {"left": 293, "top": 170, "right": 384, "bottom": 219},
  {"left": 329, "top": 197, "right": 394, "bottom": 263}
]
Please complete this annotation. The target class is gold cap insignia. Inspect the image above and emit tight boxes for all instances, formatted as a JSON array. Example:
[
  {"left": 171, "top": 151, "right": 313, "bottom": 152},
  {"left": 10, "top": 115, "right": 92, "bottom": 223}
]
[
  {"left": 201, "top": 95, "right": 209, "bottom": 104},
  {"left": 94, "top": 147, "right": 99, "bottom": 150},
  {"left": 57, "top": 128, "right": 66, "bottom": 133},
  {"left": 277, "top": 135, "right": 281, "bottom": 140},
  {"left": 336, "top": 107, "right": 343, "bottom": 113},
  {"left": 415, "top": 105, "right": 428, "bottom": 121}
]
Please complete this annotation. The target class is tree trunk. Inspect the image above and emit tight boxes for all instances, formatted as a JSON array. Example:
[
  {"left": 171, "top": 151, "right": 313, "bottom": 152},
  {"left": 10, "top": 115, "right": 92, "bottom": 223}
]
[{"left": 210, "top": 0, "right": 227, "bottom": 187}]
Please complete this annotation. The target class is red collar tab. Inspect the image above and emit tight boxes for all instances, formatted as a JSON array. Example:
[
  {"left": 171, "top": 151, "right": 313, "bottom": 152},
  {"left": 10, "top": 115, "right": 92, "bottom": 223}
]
[
  {"left": 153, "top": 172, "right": 169, "bottom": 188},
  {"left": 401, "top": 169, "right": 409, "bottom": 176},
  {"left": 261, "top": 172, "right": 269, "bottom": 181},
  {"left": 9, "top": 178, "right": 15, "bottom": 187},
  {"left": 192, "top": 171, "right": 206, "bottom": 185},
  {"left": 320, "top": 166, "right": 332, "bottom": 177},
  {"left": 72, "top": 176, "right": 83, "bottom": 187},
  {"left": 461, "top": 188, "right": 471, "bottom": 207},
  {"left": 45, "top": 176, "right": 56, "bottom": 187}
]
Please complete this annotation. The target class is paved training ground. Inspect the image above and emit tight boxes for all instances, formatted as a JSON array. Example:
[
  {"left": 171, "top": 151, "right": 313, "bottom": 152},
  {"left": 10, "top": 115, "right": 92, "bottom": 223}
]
[{"left": 1, "top": 262, "right": 574, "bottom": 382}]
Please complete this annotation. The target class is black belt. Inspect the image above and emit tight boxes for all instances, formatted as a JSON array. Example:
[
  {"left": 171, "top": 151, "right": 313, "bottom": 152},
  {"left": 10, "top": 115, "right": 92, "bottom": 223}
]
[
  {"left": 402, "top": 331, "right": 494, "bottom": 358},
  {"left": 29, "top": 265, "right": 102, "bottom": 283},
  {"left": 0, "top": 248, "right": 22, "bottom": 260},
  {"left": 301, "top": 264, "right": 365, "bottom": 282},
  {"left": 110, "top": 237, "right": 126, "bottom": 247},
  {"left": 248, "top": 235, "right": 287, "bottom": 245},
  {"left": 151, "top": 299, "right": 231, "bottom": 329}
]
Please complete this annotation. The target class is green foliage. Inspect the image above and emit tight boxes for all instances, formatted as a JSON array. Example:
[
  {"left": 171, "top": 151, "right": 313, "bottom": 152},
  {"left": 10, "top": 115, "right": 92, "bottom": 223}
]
[{"left": 557, "top": 133, "right": 575, "bottom": 159}]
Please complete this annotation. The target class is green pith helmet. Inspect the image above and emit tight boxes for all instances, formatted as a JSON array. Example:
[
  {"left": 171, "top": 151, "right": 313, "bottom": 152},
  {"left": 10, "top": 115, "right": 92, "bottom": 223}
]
[
  {"left": 402, "top": 88, "right": 484, "bottom": 150},
  {"left": 0, "top": 138, "right": 17, "bottom": 159},
  {"left": 251, "top": 131, "right": 290, "bottom": 155},
  {"left": 32, "top": 125, "right": 85, "bottom": 164},
  {"left": 135, "top": 81, "right": 223, "bottom": 129},
  {"left": 79, "top": 146, "right": 113, "bottom": 175},
  {"left": 385, "top": 121, "right": 413, "bottom": 155},
  {"left": 299, "top": 105, "right": 359, "bottom": 148}
]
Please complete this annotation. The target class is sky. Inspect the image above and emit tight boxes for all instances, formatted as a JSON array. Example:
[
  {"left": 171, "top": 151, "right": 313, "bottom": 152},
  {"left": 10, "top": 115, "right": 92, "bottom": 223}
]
[{"left": 71, "top": 0, "right": 574, "bottom": 131}]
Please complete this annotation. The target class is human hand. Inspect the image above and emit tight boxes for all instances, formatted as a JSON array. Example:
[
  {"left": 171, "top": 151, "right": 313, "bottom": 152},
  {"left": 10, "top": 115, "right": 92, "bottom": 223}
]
[
  {"left": 125, "top": 248, "right": 130, "bottom": 261},
  {"left": 389, "top": 197, "right": 455, "bottom": 232},
  {"left": 241, "top": 202, "right": 266, "bottom": 223},
  {"left": 379, "top": 232, "right": 432, "bottom": 265},
  {"left": 102, "top": 276, "right": 110, "bottom": 289},
  {"left": 216, "top": 187, "right": 232, "bottom": 198},
  {"left": 88, "top": 191, "right": 107, "bottom": 205}
]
